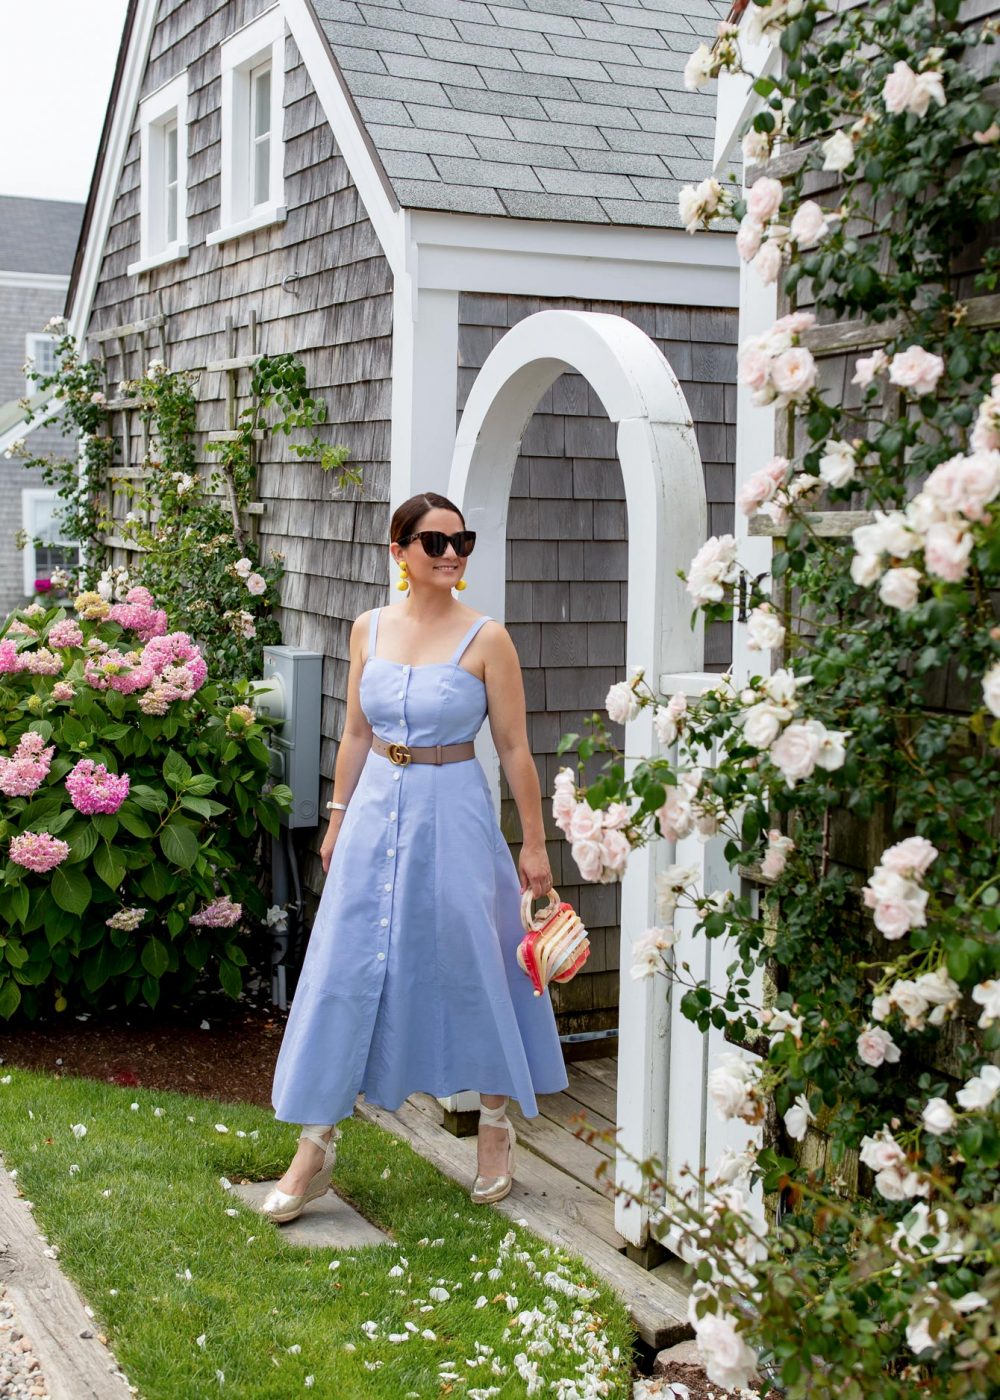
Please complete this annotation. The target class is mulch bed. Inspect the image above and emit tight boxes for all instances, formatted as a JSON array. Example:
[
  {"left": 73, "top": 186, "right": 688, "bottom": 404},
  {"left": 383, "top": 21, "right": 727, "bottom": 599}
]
[{"left": 0, "top": 981, "right": 285, "bottom": 1107}]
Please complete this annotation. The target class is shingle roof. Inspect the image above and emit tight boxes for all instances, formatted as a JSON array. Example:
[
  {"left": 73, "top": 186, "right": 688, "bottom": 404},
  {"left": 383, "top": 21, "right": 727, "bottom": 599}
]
[
  {"left": 310, "top": 0, "right": 727, "bottom": 228},
  {"left": 0, "top": 196, "right": 84, "bottom": 275}
]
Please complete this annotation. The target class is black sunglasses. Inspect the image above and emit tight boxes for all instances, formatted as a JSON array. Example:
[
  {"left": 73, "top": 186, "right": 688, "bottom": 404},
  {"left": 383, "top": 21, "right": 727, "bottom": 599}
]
[{"left": 399, "top": 530, "right": 476, "bottom": 558}]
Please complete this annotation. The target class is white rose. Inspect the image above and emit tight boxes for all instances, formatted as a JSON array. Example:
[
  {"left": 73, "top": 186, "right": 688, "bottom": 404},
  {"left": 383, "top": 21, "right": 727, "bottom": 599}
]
[
  {"left": 784, "top": 1093, "right": 814, "bottom": 1141},
  {"left": 850, "top": 550, "right": 883, "bottom": 587},
  {"left": 741, "top": 701, "right": 790, "bottom": 750},
  {"left": 746, "top": 604, "right": 785, "bottom": 651},
  {"left": 880, "top": 836, "right": 938, "bottom": 878},
  {"left": 972, "top": 979, "right": 1000, "bottom": 1029},
  {"left": 910, "top": 69, "right": 946, "bottom": 117},
  {"left": 871, "top": 993, "right": 892, "bottom": 1022},
  {"left": 859, "top": 1127, "right": 905, "bottom": 1173},
  {"left": 818, "top": 439, "right": 856, "bottom": 488},
  {"left": 982, "top": 661, "right": 1000, "bottom": 718},
  {"left": 852, "top": 348, "right": 888, "bottom": 387},
  {"left": 694, "top": 1312, "right": 758, "bottom": 1393},
  {"left": 605, "top": 680, "right": 640, "bottom": 725},
  {"left": 742, "top": 127, "right": 771, "bottom": 163},
  {"left": 956, "top": 1064, "right": 1000, "bottom": 1112},
  {"left": 570, "top": 838, "right": 603, "bottom": 883},
  {"left": 246, "top": 572, "right": 267, "bottom": 595},
  {"left": 921, "top": 1097, "right": 956, "bottom": 1135},
  {"left": 883, "top": 60, "right": 918, "bottom": 114},
  {"left": 653, "top": 705, "right": 679, "bottom": 746},
  {"left": 599, "top": 828, "right": 630, "bottom": 875},
  {"left": 857, "top": 1025, "right": 900, "bottom": 1067},
  {"left": 924, "top": 520, "right": 973, "bottom": 583},
  {"left": 769, "top": 721, "right": 821, "bottom": 785},
  {"left": 879, "top": 567, "right": 921, "bottom": 611},
  {"left": 707, "top": 1054, "right": 759, "bottom": 1121},
  {"left": 684, "top": 42, "right": 715, "bottom": 91},
  {"left": 745, "top": 176, "right": 783, "bottom": 224},
  {"left": 821, "top": 129, "right": 854, "bottom": 172}
]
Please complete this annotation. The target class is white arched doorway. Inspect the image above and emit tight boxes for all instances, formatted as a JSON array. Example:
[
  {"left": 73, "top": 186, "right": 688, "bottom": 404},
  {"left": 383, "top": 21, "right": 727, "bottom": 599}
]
[{"left": 444, "top": 309, "right": 707, "bottom": 1249}]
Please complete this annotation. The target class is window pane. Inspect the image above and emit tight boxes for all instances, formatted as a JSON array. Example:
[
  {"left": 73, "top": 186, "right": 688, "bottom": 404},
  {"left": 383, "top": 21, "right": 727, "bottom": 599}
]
[
  {"left": 253, "top": 135, "right": 270, "bottom": 206},
  {"left": 253, "top": 66, "right": 271, "bottom": 138},
  {"left": 166, "top": 183, "right": 178, "bottom": 244},
  {"left": 165, "top": 121, "right": 177, "bottom": 183}
]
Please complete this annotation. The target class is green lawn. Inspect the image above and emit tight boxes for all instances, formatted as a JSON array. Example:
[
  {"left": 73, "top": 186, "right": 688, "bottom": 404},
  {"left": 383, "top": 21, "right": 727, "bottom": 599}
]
[{"left": 0, "top": 1068, "right": 636, "bottom": 1398}]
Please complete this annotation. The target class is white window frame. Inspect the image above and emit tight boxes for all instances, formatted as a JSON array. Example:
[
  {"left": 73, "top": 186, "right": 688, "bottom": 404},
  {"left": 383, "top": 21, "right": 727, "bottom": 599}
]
[
  {"left": 21, "top": 488, "right": 77, "bottom": 596},
  {"left": 208, "top": 6, "right": 286, "bottom": 246},
  {"left": 128, "top": 71, "right": 189, "bottom": 276},
  {"left": 24, "top": 333, "right": 59, "bottom": 396}
]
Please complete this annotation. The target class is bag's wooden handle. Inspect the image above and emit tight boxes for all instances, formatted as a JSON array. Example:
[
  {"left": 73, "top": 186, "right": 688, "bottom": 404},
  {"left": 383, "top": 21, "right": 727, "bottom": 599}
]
[{"left": 520, "top": 886, "right": 560, "bottom": 932}]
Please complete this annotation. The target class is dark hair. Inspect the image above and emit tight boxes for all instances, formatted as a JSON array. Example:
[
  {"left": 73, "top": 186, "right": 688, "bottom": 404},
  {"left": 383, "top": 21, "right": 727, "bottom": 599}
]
[{"left": 390, "top": 492, "right": 465, "bottom": 546}]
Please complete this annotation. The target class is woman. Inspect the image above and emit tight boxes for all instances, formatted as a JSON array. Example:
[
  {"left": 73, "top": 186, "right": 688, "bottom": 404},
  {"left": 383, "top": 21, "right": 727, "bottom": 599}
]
[{"left": 265, "top": 491, "right": 569, "bottom": 1221}]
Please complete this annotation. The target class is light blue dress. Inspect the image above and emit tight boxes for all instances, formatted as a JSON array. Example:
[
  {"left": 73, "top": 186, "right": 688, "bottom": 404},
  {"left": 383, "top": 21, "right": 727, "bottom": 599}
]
[{"left": 271, "top": 606, "right": 569, "bottom": 1127}]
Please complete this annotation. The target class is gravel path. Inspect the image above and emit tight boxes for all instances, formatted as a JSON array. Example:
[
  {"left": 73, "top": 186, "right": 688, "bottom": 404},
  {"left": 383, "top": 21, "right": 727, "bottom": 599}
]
[{"left": 0, "top": 1285, "right": 49, "bottom": 1400}]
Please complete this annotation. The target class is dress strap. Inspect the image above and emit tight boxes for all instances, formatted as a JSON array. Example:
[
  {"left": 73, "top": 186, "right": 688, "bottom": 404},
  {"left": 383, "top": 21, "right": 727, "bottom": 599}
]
[
  {"left": 450, "top": 615, "right": 492, "bottom": 666},
  {"left": 368, "top": 607, "right": 381, "bottom": 662}
]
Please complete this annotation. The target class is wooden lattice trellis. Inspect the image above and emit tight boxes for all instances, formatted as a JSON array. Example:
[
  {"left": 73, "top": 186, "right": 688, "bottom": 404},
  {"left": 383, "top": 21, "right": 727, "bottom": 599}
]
[{"left": 88, "top": 306, "right": 267, "bottom": 560}]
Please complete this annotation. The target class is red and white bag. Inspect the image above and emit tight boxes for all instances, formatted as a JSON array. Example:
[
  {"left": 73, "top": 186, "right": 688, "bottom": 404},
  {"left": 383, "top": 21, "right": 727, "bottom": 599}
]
[{"left": 517, "top": 887, "right": 590, "bottom": 997}]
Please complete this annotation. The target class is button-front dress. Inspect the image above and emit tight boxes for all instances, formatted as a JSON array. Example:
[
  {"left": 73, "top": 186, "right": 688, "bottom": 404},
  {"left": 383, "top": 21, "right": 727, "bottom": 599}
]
[{"left": 271, "top": 606, "right": 569, "bottom": 1126}]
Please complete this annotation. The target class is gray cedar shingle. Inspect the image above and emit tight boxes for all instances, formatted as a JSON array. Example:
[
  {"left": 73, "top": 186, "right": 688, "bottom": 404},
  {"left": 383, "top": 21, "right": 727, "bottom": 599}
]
[{"left": 311, "top": 0, "right": 724, "bottom": 229}]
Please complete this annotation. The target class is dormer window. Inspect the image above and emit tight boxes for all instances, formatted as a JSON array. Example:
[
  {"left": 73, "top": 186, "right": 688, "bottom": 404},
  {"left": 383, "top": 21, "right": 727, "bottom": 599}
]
[
  {"left": 208, "top": 7, "right": 286, "bottom": 245},
  {"left": 127, "top": 72, "right": 189, "bottom": 276}
]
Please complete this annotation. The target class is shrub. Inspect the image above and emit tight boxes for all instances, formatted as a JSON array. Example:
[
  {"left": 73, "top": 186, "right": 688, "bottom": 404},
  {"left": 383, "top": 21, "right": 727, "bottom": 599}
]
[{"left": 0, "top": 588, "right": 292, "bottom": 1020}]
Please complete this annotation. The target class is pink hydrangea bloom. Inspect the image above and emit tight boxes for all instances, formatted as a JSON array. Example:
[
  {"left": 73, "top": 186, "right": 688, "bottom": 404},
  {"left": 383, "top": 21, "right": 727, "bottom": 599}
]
[
  {"left": 65, "top": 758, "right": 131, "bottom": 815},
  {"left": 47, "top": 620, "right": 84, "bottom": 648},
  {"left": 0, "top": 640, "right": 26, "bottom": 674},
  {"left": 0, "top": 732, "right": 55, "bottom": 797},
  {"left": 8, "top": 830, "right": 71, "bottom": 873},
  {"left": 107, "top": 599, "right": 169, "bottom": 642},
  {"left": 190, "top": 896, "right": 243, "bottom": 928}
]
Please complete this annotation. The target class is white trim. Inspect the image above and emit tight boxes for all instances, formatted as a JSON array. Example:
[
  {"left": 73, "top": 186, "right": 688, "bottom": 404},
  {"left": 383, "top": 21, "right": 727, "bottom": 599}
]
[
  {"left": 389, "top": 284, "right": 459, "bottom": 527},
  {"left": 281, "top": 0, "right": 404, "bottom": 276},
  {"left": 126, "top": 242, "right": 191, "bottom": 277},
  {"left": 135, "top": 70, "right": 189, "bottom": 271},
  {"left": 205, "top": 204, "right": 286, "bottom": 246},
  {"left": 215, "top": 7, "right": 286, "bottom": 236},
  {"left": 409, "top": 209, "right": 739, "bottom": 307},
  {"left": 445, "top": 310, "right": 707, "bottom": 1248},
  {"left": 713, "top": 14, "right": 778, "bottom": 174},
  {"left": 0, "top": 270, "right": 71, "bottom": 292},
  {"left": 69, "top": 0, "right": 159, "bottom": 331}
]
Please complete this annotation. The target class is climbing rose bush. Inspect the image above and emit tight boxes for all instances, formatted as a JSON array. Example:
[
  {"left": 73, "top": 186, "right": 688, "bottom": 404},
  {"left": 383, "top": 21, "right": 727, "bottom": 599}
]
[
  {"left": 0, "top": 589, "right": 291, "bottom": 1018},
  {"left": 554, "top": 0, "right": 998, "bottom": 1395}
]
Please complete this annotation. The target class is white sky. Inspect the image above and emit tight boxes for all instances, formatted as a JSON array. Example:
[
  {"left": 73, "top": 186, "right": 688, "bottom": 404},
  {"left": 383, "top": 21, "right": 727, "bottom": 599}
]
[{"left": 0, "top": 0, "right": 129, "bottom": 203}]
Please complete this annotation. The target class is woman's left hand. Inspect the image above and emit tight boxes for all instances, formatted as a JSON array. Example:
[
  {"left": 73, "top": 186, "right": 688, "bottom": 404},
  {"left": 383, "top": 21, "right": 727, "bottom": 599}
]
[{"left": 518, "top": 839, "right": 553, "bottom": 900}]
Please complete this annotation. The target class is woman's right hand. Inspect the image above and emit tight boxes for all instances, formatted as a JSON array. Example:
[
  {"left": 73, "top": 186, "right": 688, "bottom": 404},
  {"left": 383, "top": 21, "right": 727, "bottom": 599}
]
[{"left": 320, "top": 821, "right": 342, "bottom": 875}]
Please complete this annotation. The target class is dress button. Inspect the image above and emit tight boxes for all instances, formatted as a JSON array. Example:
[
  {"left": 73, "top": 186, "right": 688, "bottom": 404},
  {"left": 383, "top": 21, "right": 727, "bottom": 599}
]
[
  {"left": 399, "top": 720, "right": 405, "bottom": 727},
  {"left": 392, "top": 771, "right": 401, "bottom": 781},
  {"left": 389, "top": 810, "right": 396, "bottom": 819},
  {"left": 377, "top": 952, "right": 386, "bottom": 961},
  {"left": 380, "top": 917, "right": 388, "bottom": 927},
  {"left": 384, "top": 881, "right": 392, "bottom": 891},
  {"left": 386, "top": 847, "right": 395, "bottom": 857}
]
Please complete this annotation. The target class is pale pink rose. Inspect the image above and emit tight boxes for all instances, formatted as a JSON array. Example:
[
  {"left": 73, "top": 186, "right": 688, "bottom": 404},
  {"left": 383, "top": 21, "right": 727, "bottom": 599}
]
[
  {"left": 553, "top": 767, "right": 576, "bottom": 794},
  {"left": 769, "top": 721, "right": 822, "bottom": 785},
  {"left": 685, "top": 534, "right": 740, "bottom": 605},
  {"left": 603, "top": 801, "right": 630, "bottom": 830},
  {"left": 852, "top": 349, "right": 889, "bottom": 386},
  {"left": 851, "top": 550, "right": 883, "bottom": 587},
  {"left": 859, "top": 1127, "right": 905, "bottom": 1173},
  {"left": 736, "top": 216, "right": 764, "bottom": 261},
  {"left": 760, "top": 830, "right": 794, "bottom": 881},
  {"left": 746, "top": 604, "right": 785, "bottom": 652},
  {"left": 736, "top": 457, "right": 787, "bottom": 515},
  {"left": 771, "top": 347, "right": 817, "bottom": 401},
  {"left": 878, "top": 566, "right": 921, "bottom": 611},
  {"left": 821, "top": 129, "right": 854, "bottom": 171},
  {"left": 599, "top": 827, "right": 630, "bottom": 875},
  {"left": 770, "top": 310, "right": 816, "bottom": 336},
  {"left": 568, "top": 802, "right": 603, "bottom": 843},
  {"left": 737, "top": 344, "right": 770, "bottom": 392},
  {"left": 880, "top": 836, "right": 938, "bottom": 878},
  {"left": 745, "top": 176, "right": 783, "bottom": 224},
  {"left": 741, "top": 701, "right": 790, "bottom": 750},
  {"left": 883, "top": 60, "right": 918, "bottom": 115},
  {"left": 742, "top": 127, "right": 771, "bottom": 162},
  {"left": 752, "top": 238, "right": 783, "bottom": 286},
  {"left": 921, "top": 1097, "right": 956, "bottom": 1135},
  {"left": 789, "top": 200, "right": 829, "bottom": 248},
  {"left": 909, "top": 69, "right": 946, "bottom": 118},
  {"left": 655, "top": 790, "right": 694, "bottom": 842},
  {"left": 888, "top": 345, "right": 945, "bottom": 397},
  {"left": 924, "top": 520, "right": 973, "bottom": 582},
  {"left": 925, "top": 450, "right": 1000, "bottom": 522},
  {"left": 571, "top": 838, "right": 603, "bottom": 882},
  {"left": 973, "top": 122, "right": 1000, "bottom": 144},
  {"left": 552, "top": 791, "right": 577, "bottom": 832},
  {"left": 818, "top": 439, "right": 856, "bottom": 488},
  {"left": 857, "top": 1025, "right": 901, "bottom": 1068}
]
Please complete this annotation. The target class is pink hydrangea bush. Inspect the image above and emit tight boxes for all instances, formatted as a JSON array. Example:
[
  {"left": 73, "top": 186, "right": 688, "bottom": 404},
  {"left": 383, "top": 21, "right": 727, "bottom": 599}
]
[{"left": 0, "top": 591, "right": 291, "bottom": 1020}]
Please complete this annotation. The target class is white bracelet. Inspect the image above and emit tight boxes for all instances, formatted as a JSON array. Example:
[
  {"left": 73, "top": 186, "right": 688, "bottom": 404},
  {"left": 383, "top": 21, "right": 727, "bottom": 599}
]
[{"left": 326, "top": 800, "right": 348, "bottom": 811}]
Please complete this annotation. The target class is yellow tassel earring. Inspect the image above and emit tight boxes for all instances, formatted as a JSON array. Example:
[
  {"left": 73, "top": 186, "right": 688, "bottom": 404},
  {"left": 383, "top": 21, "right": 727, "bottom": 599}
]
[
  {"left": 396, "top": 558, "right": 409, "bottom": 592},
  {"left": 454, "top": 576, "right": 467, "bottom": 590}
]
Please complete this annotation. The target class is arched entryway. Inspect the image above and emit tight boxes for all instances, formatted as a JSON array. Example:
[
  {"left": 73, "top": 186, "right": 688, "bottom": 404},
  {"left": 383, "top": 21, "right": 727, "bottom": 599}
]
[{"left": 446, "top": 309, "right": 707, "bottom": 1248}]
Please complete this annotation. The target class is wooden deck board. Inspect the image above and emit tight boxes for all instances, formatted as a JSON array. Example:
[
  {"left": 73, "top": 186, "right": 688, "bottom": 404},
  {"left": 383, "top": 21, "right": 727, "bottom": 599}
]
[{"left": 352, "top": 1063, "right": 692, "bottom": 1350}]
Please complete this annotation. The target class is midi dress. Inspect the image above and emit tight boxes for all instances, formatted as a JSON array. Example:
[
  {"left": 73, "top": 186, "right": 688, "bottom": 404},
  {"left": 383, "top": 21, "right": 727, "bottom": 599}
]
[{"left": 270, "top": 606, "right": 569, "bottom": 1127}]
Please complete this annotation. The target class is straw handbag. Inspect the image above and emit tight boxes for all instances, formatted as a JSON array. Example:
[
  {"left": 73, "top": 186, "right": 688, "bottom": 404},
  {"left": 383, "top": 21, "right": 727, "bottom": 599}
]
[{"left": 517, "top": 887, "right": 591, "bottom": 997}]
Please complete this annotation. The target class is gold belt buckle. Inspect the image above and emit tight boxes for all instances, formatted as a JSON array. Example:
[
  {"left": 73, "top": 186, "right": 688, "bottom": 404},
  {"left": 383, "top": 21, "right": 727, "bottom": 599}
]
[{"left": 387, "top": 741, "right": 411, "bottom": 766}]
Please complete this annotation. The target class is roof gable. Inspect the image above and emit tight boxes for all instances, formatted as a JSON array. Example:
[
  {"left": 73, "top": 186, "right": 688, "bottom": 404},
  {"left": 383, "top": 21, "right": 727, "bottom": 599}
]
[{"left": 310, "top": 0, "right": 725, "bottom": 227}]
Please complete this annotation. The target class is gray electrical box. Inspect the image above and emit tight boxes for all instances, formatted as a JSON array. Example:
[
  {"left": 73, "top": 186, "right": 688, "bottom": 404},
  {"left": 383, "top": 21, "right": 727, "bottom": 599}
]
[{"left": 250, "top": 645, "right": 323, "bottom": 828}]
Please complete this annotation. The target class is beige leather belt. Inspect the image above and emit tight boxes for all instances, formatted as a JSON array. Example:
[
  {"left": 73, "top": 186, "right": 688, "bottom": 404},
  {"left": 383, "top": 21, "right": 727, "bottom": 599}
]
[{"left": 371, "top": 734, "right": 476, "bottom": 766}]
